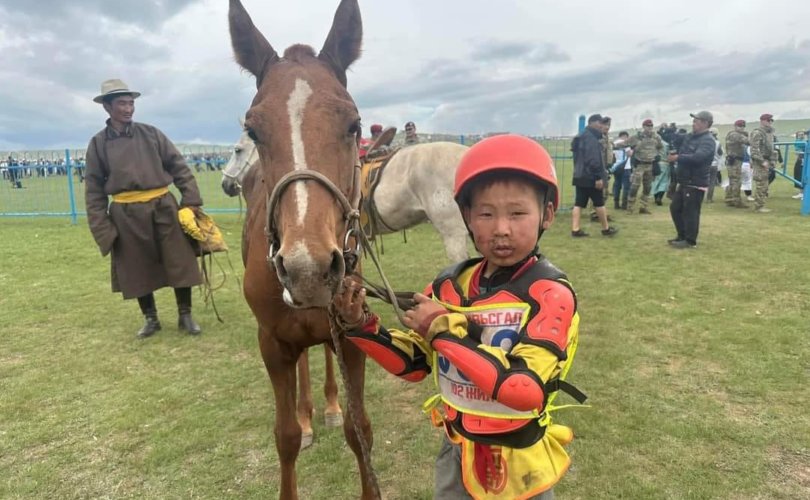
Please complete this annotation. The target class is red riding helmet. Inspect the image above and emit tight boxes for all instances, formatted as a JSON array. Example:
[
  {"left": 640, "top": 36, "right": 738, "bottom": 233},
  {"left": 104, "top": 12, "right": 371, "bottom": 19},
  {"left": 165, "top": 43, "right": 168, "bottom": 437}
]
[
  {"left": 370, "top": 123, "right": 383, "bottom": 134},
  {"left": 454, "top": 134, "right": 559, "bottom": 210}
]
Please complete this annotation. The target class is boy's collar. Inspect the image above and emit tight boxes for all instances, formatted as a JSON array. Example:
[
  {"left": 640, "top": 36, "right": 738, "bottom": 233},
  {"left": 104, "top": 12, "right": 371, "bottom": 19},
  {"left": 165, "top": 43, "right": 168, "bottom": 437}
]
[{"left": 472, "top": 248, "right": 539, "bottom": 296}]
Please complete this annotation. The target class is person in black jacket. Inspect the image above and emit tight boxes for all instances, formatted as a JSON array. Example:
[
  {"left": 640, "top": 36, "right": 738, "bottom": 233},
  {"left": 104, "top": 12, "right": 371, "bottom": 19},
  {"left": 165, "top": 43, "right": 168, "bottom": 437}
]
[
  {"left": 571, "top": 114, "right": 618, "bottom": 237},
  {"left": 666, "top": 111, "right": 716, "bottom": 249}
]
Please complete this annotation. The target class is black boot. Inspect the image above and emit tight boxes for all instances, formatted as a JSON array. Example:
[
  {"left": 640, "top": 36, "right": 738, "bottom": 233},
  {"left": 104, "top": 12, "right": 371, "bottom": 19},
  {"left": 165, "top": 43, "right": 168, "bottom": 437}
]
[
  {"left": 178, "top": 312, "right": 201, "bottom": 335},
  {"left": 136, "top": 293, "right": 161, "bottom": 338},
  {"left": 137, "top": 313, "right": 162, "bottom": 338},
  {"left": 175, "top": 287, "right": 201, "bottom": 335},
  {"left": 621, "top": 196, "right": 628, "bottom": 210}
]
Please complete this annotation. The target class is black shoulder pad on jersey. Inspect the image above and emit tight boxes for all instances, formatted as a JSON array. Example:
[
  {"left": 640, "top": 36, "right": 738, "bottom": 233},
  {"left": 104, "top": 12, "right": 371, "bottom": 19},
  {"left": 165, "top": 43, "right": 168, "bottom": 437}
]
[{"left": 508, "top": 256, "right": 568, "bottom": 291}]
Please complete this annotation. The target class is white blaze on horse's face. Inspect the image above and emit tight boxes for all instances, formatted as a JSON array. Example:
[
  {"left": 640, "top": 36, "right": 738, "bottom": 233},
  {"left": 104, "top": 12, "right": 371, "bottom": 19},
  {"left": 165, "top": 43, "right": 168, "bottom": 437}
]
[{"left": 287, "top": 78, "right": 314, "bottom": 226}]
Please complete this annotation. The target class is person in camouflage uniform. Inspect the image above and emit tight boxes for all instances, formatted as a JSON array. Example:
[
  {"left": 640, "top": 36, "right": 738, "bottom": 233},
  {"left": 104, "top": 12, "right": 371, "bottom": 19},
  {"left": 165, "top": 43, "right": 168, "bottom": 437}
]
[
  {"left": 404, "top": 121, "right": 420, "bottom": 146},
  {"left": 601, "top": 116, "right": 615, "bottom": 197},
  {"left": 625, "top": 118, "right": 664, "bottom": 214},
  {"left": 750, "top": 113, "right": 776, "bottom": 213},
  {"left": 724, "top": 119, "right": 749, "bottom": 207}
]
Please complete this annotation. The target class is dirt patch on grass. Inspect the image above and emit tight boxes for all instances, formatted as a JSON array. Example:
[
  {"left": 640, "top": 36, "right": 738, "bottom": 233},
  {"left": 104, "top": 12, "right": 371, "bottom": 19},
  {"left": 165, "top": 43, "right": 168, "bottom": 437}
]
[{"left": 767, "top": 446, "right": 810, "bottom": 492}]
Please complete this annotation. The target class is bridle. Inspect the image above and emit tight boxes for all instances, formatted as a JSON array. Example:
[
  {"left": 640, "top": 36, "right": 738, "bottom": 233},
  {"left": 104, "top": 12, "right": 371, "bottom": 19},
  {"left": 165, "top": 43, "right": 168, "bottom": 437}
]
[{"left": 264, "top": 158, "right": 363, "bottom": 271}]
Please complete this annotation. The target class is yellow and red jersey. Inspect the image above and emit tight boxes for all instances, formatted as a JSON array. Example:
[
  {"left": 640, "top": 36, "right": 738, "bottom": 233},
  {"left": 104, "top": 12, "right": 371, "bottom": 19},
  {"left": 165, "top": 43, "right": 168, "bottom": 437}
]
[{"left": 346, "top": 255, "right": 585, "bottom": 499}]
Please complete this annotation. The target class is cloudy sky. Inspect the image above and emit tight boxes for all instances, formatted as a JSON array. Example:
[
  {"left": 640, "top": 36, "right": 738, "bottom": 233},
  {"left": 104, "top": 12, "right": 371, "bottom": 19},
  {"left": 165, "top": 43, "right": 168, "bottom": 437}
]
[{"left": 1, "top": 0, "right": 809, "bottom": 150}]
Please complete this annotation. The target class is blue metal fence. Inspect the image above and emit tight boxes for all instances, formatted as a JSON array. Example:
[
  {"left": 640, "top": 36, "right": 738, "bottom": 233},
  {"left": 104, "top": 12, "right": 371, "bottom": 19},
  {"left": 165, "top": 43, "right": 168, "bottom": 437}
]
[
  {"left": 1, "top": 149, "right": 243, "bottom": 223},
  {"left": 774, "top": 137, "right": 810, "bottom": 216},
  {"left": 7, "top": 136, "right": 806, "bottom": 220},
  {"left": 1, "top": 135, "right": 578, "bottom": 222}
]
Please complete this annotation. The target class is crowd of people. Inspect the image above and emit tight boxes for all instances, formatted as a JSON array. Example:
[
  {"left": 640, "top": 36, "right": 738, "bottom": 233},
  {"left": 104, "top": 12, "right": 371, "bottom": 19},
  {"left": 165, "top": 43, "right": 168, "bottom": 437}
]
[
  {"left": 571, "top": 111, "right": 809, "bottom": 249},
  {"left": 1, "top": 156, "right": 88, "bottom": 188}
]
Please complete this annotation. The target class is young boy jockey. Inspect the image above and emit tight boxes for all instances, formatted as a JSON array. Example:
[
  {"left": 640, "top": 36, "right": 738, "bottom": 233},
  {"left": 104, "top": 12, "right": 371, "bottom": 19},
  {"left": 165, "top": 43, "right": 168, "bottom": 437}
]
[{"left": 333, "top": 134, "right": 585, "bottom": 499}]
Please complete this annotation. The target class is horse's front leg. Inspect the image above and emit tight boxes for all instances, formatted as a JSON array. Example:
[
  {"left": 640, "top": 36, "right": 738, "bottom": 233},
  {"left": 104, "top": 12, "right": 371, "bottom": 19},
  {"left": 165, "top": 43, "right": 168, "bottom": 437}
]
[
  {"left": 323, "top": 345, "right": 343, "bottom": 427},
  {"left": 260, "top": 330, "right": 303, "bottom": 499},
  {"left": 339, "top": 339, "right": 377, "bottom": 500},
  {"left": 297, "top": 348, "right": 315, "bottom": 449}
]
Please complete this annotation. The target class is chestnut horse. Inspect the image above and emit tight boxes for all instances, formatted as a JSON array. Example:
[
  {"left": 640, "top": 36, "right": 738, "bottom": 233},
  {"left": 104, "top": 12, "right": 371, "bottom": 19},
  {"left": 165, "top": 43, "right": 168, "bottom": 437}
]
[
  {"left": 229, "top": 0, "right": 375, "bottom": 498},
  {"left": 238, "top": 150, "right": 344, "bottom": 451}
]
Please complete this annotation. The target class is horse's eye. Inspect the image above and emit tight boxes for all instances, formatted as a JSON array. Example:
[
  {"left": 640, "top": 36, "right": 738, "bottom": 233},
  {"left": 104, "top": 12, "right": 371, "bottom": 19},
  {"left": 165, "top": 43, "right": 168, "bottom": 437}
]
[
  {"left": 348, "top": 121, "right": 361, "bottom": 136},
  {"left": 246, "top": 128, "right": 259, "bottom": 142},
  {"left": 234, "top": 147, "right": 242, "bottom": 154}
]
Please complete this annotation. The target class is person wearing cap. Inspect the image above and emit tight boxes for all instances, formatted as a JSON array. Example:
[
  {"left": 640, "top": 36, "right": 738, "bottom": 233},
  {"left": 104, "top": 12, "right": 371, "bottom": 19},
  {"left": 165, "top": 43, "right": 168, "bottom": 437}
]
[
  {"left": 84, "top": 79, "right": 204, "bottom": 338},
  {"left": 749, "top": 114, "right": 776, "bottom": 212},
  {"left": 666, "top": 110, "right": 716, "bottom": 249},
  {"left": 624, "top": 118, "right": 664, "bottom": 214},
  {"left": 724, "top": 120, "right": 749, "bottom": 207},
  {"left": 332, "top": 134, "right": 586, "bottom": 499},
  {"left": 403, "top": 121, "right": 419, "bottom": 146},
  {"left": 571, "top": 114, "right": 619, "bottom": 236}
]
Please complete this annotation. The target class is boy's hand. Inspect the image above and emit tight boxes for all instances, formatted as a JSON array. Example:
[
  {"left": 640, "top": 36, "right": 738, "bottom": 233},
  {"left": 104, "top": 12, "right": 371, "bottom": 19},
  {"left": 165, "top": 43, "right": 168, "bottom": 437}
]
[
  {"left": 403, "top": 293, "right": 448, "bottom": 339},
  {"left": 333, "top": 277, "right": 367, "bottom": 328}
]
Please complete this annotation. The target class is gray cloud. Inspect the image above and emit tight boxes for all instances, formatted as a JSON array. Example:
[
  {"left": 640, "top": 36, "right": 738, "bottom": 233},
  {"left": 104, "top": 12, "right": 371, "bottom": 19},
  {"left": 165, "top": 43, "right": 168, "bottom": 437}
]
[
  {"left": 2, "top": 0, "right": 810, "bottom": 149},
  {"left": 0, "top": 0, "right": 197, "bottom": 29},
  {"left": 356, "top": 38, "right": 810, "bottom": 134},
  {"left": 471, "top": 40, "right": 570, "bottom": 64}
]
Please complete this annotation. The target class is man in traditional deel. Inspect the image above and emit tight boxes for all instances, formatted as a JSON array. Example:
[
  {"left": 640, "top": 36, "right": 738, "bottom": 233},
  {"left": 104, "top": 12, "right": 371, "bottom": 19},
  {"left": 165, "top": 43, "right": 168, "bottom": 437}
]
[{"left": 84, "top": 79, "right": 204, "bottom": 338}]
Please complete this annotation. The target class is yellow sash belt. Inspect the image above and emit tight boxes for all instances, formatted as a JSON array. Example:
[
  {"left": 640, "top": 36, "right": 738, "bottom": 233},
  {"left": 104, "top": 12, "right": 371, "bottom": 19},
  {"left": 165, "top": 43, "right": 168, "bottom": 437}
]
[{"left": 111, "top": 186, "right": 169, "bottom": 203}]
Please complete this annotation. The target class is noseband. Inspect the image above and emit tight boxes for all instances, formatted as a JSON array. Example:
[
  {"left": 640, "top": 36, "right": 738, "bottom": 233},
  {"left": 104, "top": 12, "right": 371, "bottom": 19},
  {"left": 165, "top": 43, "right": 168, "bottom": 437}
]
[{"left": 264, "top": 161, "right": 362, "bottom": 271}]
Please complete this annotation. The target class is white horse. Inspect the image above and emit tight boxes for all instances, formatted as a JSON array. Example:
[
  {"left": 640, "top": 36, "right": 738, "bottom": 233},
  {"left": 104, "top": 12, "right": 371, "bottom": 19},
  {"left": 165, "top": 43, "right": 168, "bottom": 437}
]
[
  {"left": 222, "top": 132, "right": 470, "bottom": 262},
  {"left": 221, "top": 128, "right": 256, "bottom": 198}
]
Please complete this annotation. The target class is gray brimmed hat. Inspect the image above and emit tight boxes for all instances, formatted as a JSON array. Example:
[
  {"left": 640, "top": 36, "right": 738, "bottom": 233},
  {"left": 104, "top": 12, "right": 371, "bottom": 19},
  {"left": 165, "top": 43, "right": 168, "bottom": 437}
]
[
  {"left": 689, "top": 110, "right": 713, "bottom": 123},
  {"left": 93, "top": 79, "right": 141, "bottom": 103}
]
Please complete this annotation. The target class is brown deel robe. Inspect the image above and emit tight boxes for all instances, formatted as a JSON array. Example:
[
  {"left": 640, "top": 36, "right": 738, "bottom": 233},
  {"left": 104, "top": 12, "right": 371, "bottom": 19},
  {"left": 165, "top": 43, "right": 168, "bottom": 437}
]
[{"left": 85, "top": 121, "right": 203, "bottom": 299}]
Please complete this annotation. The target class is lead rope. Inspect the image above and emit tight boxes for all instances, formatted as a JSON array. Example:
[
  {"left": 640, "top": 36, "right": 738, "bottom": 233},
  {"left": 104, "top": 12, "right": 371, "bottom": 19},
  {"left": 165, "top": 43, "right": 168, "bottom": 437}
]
[
  {"left": 319, "top": 214, "right": 406, "bottom": 500},
  {"left": 328, "top": 159, "right": 382, "bottom": 500},
  {"left": 327, "top": 307, "right": 382, "bottom": 500}
]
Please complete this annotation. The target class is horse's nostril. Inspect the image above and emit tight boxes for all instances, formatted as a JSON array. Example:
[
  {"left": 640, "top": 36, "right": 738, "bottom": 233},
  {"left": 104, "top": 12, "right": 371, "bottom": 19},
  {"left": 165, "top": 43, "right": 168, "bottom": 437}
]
[
  {"left": 329, "top": 249, "right": 345, "bottom": 279},
  {"left": 274, "top": 255, "right": 288, "bottom": 280}
]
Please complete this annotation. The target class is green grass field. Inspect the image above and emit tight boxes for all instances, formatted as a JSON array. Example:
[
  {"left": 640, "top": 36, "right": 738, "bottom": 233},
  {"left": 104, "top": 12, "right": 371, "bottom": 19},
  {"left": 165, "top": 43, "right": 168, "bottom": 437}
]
[{"left": 1, "top": 174, "right": 809, "bottom": 499}]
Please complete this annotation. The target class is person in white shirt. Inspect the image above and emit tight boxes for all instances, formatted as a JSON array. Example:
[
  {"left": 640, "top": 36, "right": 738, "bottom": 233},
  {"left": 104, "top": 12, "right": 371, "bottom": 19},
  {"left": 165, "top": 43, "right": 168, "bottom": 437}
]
[{"left": 610, "top": 131, "right": 633, "bottom": 209}]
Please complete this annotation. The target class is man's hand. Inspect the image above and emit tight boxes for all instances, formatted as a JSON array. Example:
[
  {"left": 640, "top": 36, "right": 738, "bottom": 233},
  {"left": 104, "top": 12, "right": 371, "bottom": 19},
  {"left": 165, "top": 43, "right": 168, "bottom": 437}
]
[
  {"left": 595, "top": 179, "right": 604, "bottom": 190},
  {"left": 403, "top": 293, "right": 448, "bottom": 339},
  {"left": 762, "top": 161, "right": 770, "bottom": 168},
  {"left": 667, "top": 153, "right": 678, "bottom": 162},
  {"left": 332, "top": 277, "right": 367, "bottom": 328}
]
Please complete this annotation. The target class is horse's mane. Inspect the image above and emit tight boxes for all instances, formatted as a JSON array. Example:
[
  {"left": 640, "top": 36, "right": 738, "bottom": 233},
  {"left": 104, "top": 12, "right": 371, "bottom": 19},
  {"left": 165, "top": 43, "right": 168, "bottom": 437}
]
[{"left": 283, "top": 44, "right": 317, "bottom": 62}]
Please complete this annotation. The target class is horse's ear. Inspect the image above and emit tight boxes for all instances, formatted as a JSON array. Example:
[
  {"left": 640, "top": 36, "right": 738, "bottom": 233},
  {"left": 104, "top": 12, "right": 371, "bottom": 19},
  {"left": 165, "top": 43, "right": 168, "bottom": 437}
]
[
  {"left": 318, "top": 0, "right": 362, "bottom": 87},
  {"left": 229, "top": 0, "right": 279, "bottom": 88}
]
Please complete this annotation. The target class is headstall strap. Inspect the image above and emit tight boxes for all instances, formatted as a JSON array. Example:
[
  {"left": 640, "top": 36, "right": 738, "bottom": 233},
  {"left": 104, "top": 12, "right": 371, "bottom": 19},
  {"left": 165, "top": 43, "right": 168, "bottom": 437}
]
[{"left": 263, "top": 163, "right": 362, "bottom": 266}]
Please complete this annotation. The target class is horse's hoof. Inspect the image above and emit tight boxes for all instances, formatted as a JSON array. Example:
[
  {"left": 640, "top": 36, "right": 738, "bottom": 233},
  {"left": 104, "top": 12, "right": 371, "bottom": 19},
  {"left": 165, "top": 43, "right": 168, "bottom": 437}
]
[
  {"left": 324, "top": 411, "right": 344, "bottom": 428},
  {"left": 300, "top": 431, "right": 314, "bottom": 450}
]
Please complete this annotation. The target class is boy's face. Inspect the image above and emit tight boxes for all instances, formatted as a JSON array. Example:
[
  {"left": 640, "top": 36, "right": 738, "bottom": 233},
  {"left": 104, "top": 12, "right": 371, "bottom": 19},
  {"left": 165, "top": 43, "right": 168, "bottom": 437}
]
[{"left": 464, "top": 179, "right": 554, "bottom": 270}]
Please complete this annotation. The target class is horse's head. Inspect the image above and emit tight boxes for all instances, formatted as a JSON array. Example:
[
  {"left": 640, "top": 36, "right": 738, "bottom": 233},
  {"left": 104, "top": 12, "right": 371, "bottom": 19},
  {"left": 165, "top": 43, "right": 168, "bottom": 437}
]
[
  {"left": 221, "top": 124, "right": 256, "bottom": 197},
  {"left": 230, "top": 0, "right": 362, "bottom": 308}
]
